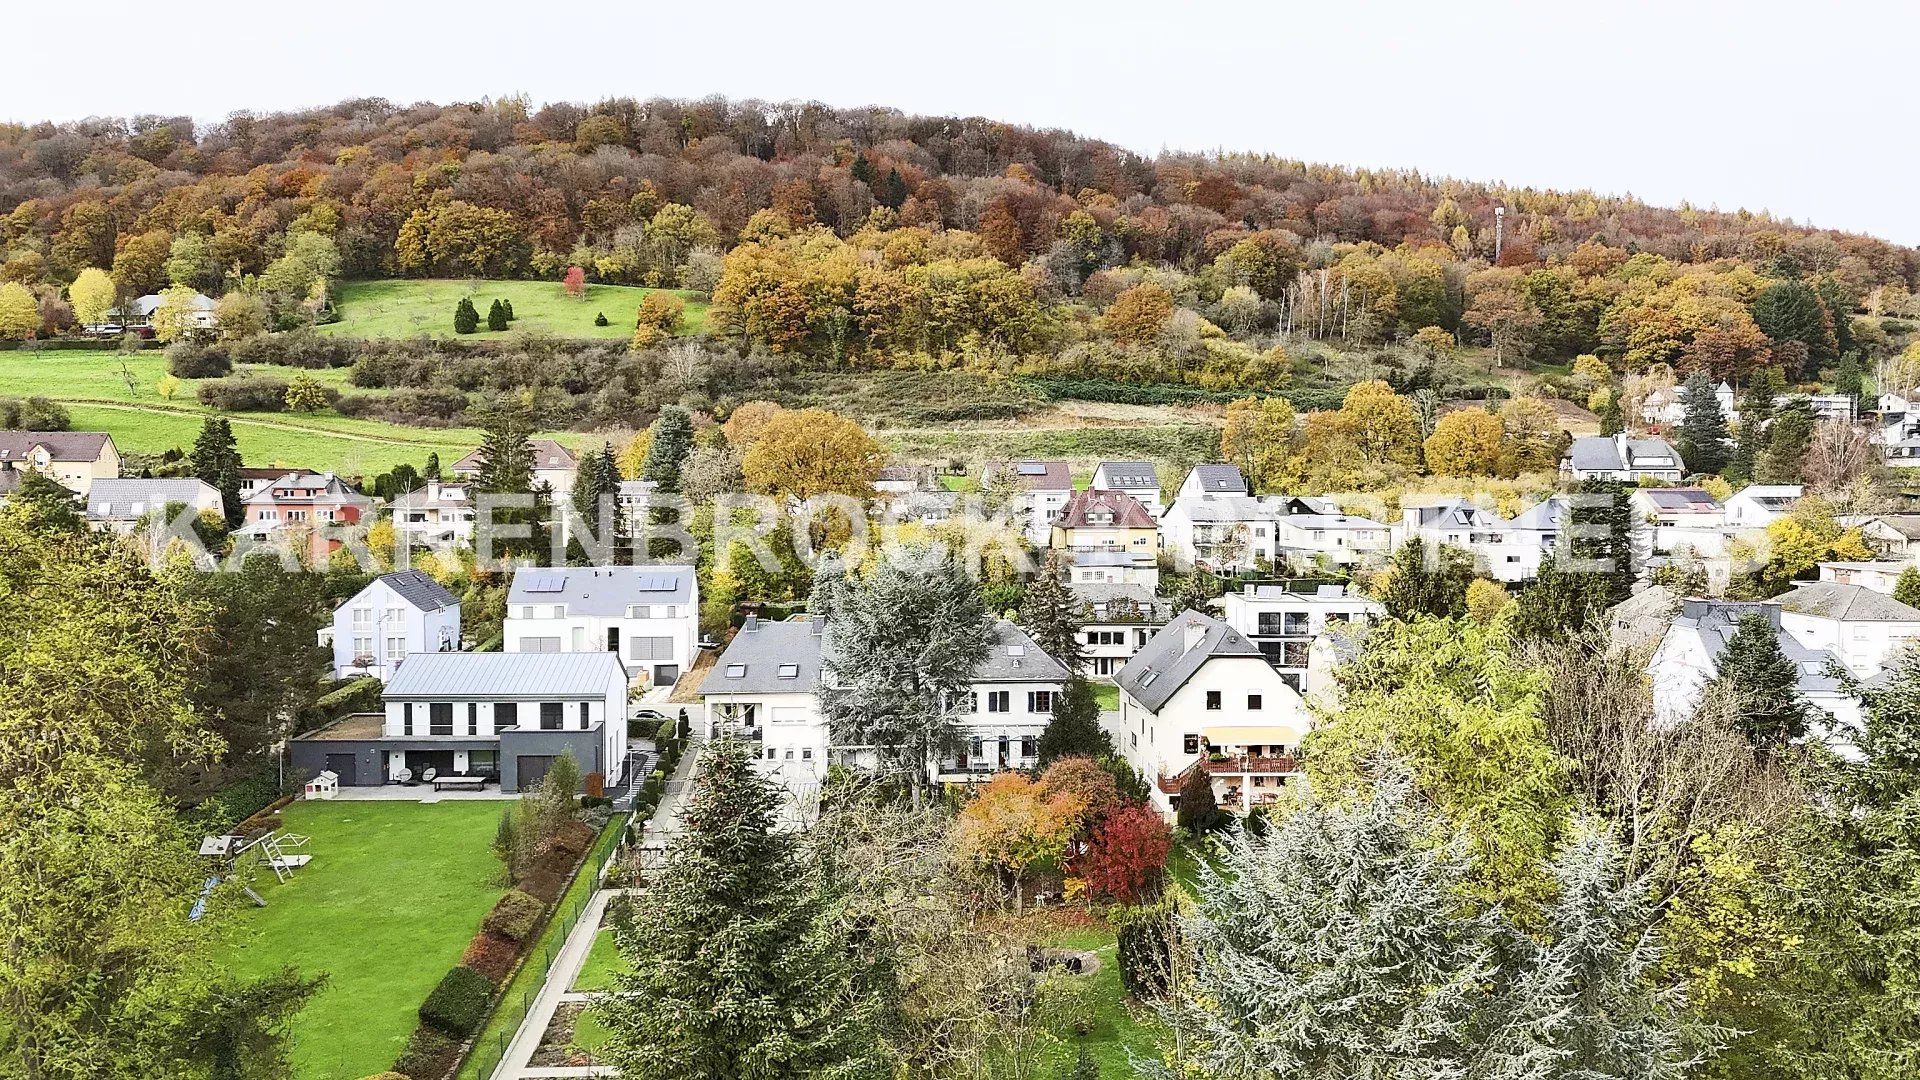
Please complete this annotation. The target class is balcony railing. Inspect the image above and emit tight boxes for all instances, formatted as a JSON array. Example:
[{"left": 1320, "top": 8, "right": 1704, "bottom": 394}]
[{"left": 1156, "top": 753, "right": 1300, "bottom": 793}]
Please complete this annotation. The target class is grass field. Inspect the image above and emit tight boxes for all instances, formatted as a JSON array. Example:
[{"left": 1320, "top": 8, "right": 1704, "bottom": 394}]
[
  {"left": 0, "top": 349, "right": 568, "bottom": 474},
  {"left": 217, "top": 800, "right": 509, "bottom": 1080},
  {"left": 1092, "top": 682, "right": 1121, "bottom": 712},
  {"left": 322, "top": 279, "right": 709, "bottom": 340}
]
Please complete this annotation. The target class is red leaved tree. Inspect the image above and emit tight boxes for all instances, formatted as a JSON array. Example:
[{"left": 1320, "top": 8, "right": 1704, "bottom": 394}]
[
  {"left": 562, "top": 265, "right": 586, "bottom": 299},
  {"left": 1079, "top": 804, "right": 1172, "bottom": 904}
]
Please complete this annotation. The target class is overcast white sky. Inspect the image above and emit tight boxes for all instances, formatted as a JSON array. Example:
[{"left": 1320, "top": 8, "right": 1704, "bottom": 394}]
[{"left": 7, "top": 0, "right": 1915, "bottom": 245}]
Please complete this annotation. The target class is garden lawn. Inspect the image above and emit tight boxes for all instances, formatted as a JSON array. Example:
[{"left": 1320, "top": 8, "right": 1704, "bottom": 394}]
[
  {"left": 571, "top": 929, "right": 630, "bottom": 993},
  {"left": 1092, "top": 682, "right": 1121, "bottom": 712},
  {"left": 0, "top": 349, "right": 572, "bottom": 474},
  {"left": 322, "top": 279, "right": 708, "bottom": 340},
  {"left": 1019, "top": 916, "right": 1163, "bottom": 1077},
  {"left": 217, "top": 799, "right": 510, "bottom": 1080}
]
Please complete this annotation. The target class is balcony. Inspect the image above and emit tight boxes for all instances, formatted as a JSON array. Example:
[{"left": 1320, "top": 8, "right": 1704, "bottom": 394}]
[{"left": 1156, "top": 752, "right": 1300, "bottom": 794}]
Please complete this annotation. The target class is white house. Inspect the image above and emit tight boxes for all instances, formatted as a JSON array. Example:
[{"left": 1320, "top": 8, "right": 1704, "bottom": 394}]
[
  {"left": 83, "top": 477, "right": 223, "bottom": 532},
  {"left": 1090, "top": 461, "right": 1165, "bottom": 519},
  {"left": 1112, "top": 610, "right": 1312, "bottom": 816},
  {"left": 1776, "top": 582, "right": 1920, "bottom": 682},
  {"left": 1854, "top": 514, "right": 1920, "bottom": 561},
  {"left": 1876, "top": 393, "right": 1920, "bottom": 469},
  {"left": 1398, "top": 497, "right": 1563, "bottom": 583},
  {"left": 1817, "top": 561, "right": 1912, "bottom": 596},
  {"left": 389, "top": 480, "right": 476, "bottom": 550},
  {"left": 109, "top": 292, "right": 217, "bottom": 331},
  {"left": 1068, "top": 549, "right": 1160, "bottom": 590},
  {"left": 1165, "top": 494, "right": 1387, "bottom": 574},
  {"left": 702, "top": 616, "right": 1069, "bottom": 791},
  {"left": 1631, "top": 488, "right": 1728, "bottom": 557},
  {"left": 1267, "top": 499, "right": 1391, "bottom": 568},
  {"left": 1177, "top": 464, "right": 1249, "bottom": 499},
  {"left": 453, "top": 439, "right": 579, "bottom": 495},
  {"left": 1643, "top": 381, "right": 1735, "bottom": 427},
  {"left": 1072, "top": 582, "right": 1173, "bottom": 677},
  {"left": 1561, "top": 433, "right": 1685, "bottom": 482},
  {"left": 290, "top": 650, "right": 629, "bottom": 793},
  {"left": 1723, "top": 485, "right": 1802, "bottom": 530},
  {"left": 504, "top": 565, "right": 699, "bottom": 689},
  {"left": 987, "top": 459, "right": 1074, "bottom": 547},
  {"left": 327, "top": 570, "right": 462, "bottom": 680},
  {"left": 1221, "top": 583, "right": 1384, "bottom": 695}
]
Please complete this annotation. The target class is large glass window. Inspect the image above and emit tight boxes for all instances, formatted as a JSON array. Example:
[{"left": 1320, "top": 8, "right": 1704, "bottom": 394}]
[{"left": 540, "top": 703, "right": 563, "bottom": 731}]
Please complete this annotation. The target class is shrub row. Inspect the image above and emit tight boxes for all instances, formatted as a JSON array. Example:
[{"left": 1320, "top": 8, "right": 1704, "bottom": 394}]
[
  {"left": 194, "top": 374, "right": 341, "bottom": 412},
  {"left": 394, "top": 819, "right": 614, "bottom": 1079},
  {"left": 0, "top": 395, "right": 70, "bottom": 431}
]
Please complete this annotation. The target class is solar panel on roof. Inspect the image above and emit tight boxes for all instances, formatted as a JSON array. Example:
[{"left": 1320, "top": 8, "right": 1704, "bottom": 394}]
[
  {"left": 635, "top": 573, "right": 678, "bottom": 592},
  {"left": 523, "top": 572, "right": 566, "bottom": 593},
  {"left": 1016, "top": 463, "right": 1047, "bottom": 476}
]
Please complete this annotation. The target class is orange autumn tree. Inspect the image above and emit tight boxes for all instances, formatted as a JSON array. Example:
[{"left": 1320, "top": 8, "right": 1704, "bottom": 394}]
[{"left": 952, "top": 773, "right": 1084, "bottom": 909}]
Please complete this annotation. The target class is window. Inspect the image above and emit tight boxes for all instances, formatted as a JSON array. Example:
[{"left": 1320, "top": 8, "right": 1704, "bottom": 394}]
[
  {"left": 725, "top": 663, "right": 747, "bottom": 678},
  {"left": 540, "top": 702, "right": 563, "bottom": 731},
  {"left": 352, "top": 607, "right": 373, "bottom": 629},
  {"left": 1020, "top": 736, "right": 1036, "bottom": 758},
  {"left": 986, "top": 690, "right": 1010, "bottom": 713},
  {"left": 629, "top": 636, "right": 673, "bottom": 661},
  {"left": 386, "top": 635, "right": 405, "bottom": 660},
  {"left": 519, "top": 637, "right": 562, "bottom": 653},
  {"left": 777, "top": 664, "right": 800, "bottom": 679},
  {"left": 468, "top": 703, "right": 478, "bottom": 735},
  {"left": 352, "top": 636, "right": 373, "bottom": 658},
  {"left": 1247, "top": 694, "right": 1263, "bottom": 710},
  {"left": 580, "top": 702, "right": 592, "bottom": 728},
  {"left": 1206, "top": 690, "right": 1222, "bottom": 710},
  {"left": 1183, "top": 733, "right": 1201, "bottom": 754},
  {"left": 801, "top": 748, "right": 813, "bottom": 760},
  {"left": 429, "top": 702, "right": 452, "bottom": 736},
  {"left": 385, "top": 606, "right": 405, "bottom": 624},
  {"left": 495, "top": 702, "right": 518, "bottom": 729},
  {"left": 1027, "top": 690, "right": 1055, "bottom": 713},
  {"left": 402, "top": 703, "right": 413, "bottom": 735},
  {"left": 766, "top": 747, "right": 777, "bottom": 760}
]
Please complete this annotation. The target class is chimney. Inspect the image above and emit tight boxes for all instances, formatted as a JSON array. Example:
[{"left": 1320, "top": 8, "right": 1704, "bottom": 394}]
[
  {"left": 1182, "top": 619, "right": 1208, "bottom": 655},
  {"left": 742, "top": 616, "right": 760, "bottom": 633},
  {"left": 810, "top": 615, "right": 826, "bottom": 637}
]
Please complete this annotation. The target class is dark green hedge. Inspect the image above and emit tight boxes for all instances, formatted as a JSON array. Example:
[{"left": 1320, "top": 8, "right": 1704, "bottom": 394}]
[
  {"left": 419, "top": 965, "right": 494, "bottom": 1036},
  {"left": 480, "top": 889, "right": 544, "bottom": 943}
]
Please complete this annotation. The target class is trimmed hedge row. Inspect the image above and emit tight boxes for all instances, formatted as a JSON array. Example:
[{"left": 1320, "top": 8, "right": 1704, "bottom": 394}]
[{"left": 419, "top": 966, "right": 493, "bottom": 1037}]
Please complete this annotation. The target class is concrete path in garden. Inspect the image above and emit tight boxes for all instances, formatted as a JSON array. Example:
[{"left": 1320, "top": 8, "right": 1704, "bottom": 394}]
[
  {"left": 642, "top": 734, "right": 704, "bottom": 837},
  {"left": 490, "top": 888, "right": 616, "bottom": 1079}
]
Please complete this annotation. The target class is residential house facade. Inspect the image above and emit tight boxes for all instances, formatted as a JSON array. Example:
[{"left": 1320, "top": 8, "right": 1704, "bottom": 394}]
[
  {"left": 1561, "top": 433, "right": 1685, "bottom": 482},
  {"left": 1071, "top": 582, "right": 1173, "bottom": 677},
  {"left": 326, "top": 570, "right": 462, "bottom": 680},
  {"left": 239, "top": 471, "right": 374, "bottom": 563},
  {"left": 453, "top": 439, "right": 580, "bottom": 495},
  {"left": 290, "top": 651, "right": 629, "bottom": 793},
  {"left": 1090, "top": 461, "right": 1164, "bottom": 519},
  {"left": 986, "top": 459, "right": 1074, "bottom": 547},
  {"left": 389, "top": 480, "right": 476, "bottom": 550},
  {"left": 0, "top": 431, "right": 119, "bottom": 496},
  {"left": 1049, "top": 489, "right": 1159, "bottom": 575},
  {"left": 1112, "top": 611, "right": 1313, "bottom": 816},
  {"left": 1632, "top": 488, "right": 1728, "bottom": 557},
  {"left": 1221, "top": 583, "right": 1385, "bottom": 694},
  {"left": 504, "top": 565, "right": 699, "bottom": 688},
  {"left": 1723, "top": 485, "right": 1802, "bottom": 529}
]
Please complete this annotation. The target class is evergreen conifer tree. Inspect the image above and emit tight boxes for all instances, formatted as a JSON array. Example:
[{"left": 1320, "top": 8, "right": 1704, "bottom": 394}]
[
  {"left": 1896, "top": 566, "right": 1920, "bottom": 612},
  {"left": 424, "top": 451, "right": 441, "bottom": 481},
  {"left": 486, "top": 298, "right": 508, "bottom": 331},
  {"left": 641, "top": 406, "right": 694, "bottom": 493},
  {"left": 470, "top": 397, "right": 542, "bottom": 559},
  {"left": 1835, "top": 351, "right": 1865, "bottom": 413},
  {"left": 502, "top": 298, "right": 514, "bottom": 321},
  {"left": 1379, "top": 537, "right": 1474, "bottom": 621},
  {"left": 1036, "top": 677, "right": 1112, "bottom": 766},
  {"left": 1175, "top": 762, "right": 1219, "bottom": 831},
  {"left": 1729, "top": 370, "right": 1780, "bottom": 482},
  {"left": 453, "top": 297, "right": 479, "bottom": 333},
  {"left": 1674, "top": 372, "right": 1731, "bottom": 475},
  {"left": 1597, "top": 392, "right": 1624, "bottom": 436},
  {"left": 1712, "top": 612, "right": 1811, "bottom": 748},
  {"left": 817, "top": 548, "right": 994, "bottom": 806},
  {"left": 593, "top": 740, "right": 893, "bottom": 1075},
  {"left": 1757, "top": 400, "right": 1815, "bottom": 484},
  {"left": 1018, "top": 550, "right": 1086, "bottom": 670},
  {"left": 189, "top": 416, "right": 244, "bottom": 528}
]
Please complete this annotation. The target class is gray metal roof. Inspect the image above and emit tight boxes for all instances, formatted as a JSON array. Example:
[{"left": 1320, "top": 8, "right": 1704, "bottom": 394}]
[
  {"left": 1777, "top": 582, "right": 1920, "bottom": 623},
  {"left": 705, "top": 618, "right": 825, "bottom": 694},
  {"left": 1115, "top": 610, "right": 1264, "bottom": 712},
  {"left": 378, "top": 570, "right": 460, "bottom": 612},
  {"left": 1187, "top": 464, "right": 1249, "bottom": 494},
  {"left": 1070, "top": 583, "right": 1172, "bottom": 622},
  {"left": 84, "top": 478, "right": 218, "bottom": 519},
  {"left": 384, "top": 651, "right": 625, "bottom": 699},
  {"left": 1672, "top": 600, "right": 1845, "bottom": 695},
  {"left": 507, "top": 565, "right": 695, "bottom": 610}
]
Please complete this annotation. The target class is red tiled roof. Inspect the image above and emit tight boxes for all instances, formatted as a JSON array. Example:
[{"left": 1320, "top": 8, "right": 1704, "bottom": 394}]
[{"left": 1054, "top": 489, "right": 1155, "bottom": 529}]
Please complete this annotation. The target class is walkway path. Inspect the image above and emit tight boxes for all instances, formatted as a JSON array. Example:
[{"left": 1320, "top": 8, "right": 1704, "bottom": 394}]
[{"left": 489, "top": 738, "right": 703, "bottom": 1079}]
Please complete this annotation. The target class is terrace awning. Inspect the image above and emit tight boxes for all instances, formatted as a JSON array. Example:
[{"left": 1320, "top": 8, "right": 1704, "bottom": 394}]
[{"left": 1204, "top": 725, "right": 1299, "bottom": 746}]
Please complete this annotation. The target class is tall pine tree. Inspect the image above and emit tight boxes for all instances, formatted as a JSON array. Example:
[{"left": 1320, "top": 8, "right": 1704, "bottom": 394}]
[
  {"left": 1379, "top": 537, "right": 1474, "bottom": 621},
  {"left": 1674, "top": 372, "right": 1731, "bottom": 476},
  {"left": 1757, "top": 399, "right": 1815, "bottom": 484},
  {"left": 189, "top": 416, "right": 244, "bottom": 529},
  {"left": 1018, "top": 550, "right": 1086, "bottom": 670},
  {"left": 1729, "top": 369, "right": 1781, "bottom": 483},
  {"left": 593, "top": 740, "right": 893, "bottom": 1077},
  {"left": 642, "top": 406, "right": 694, "bottom": 493},
  {"left": 1711, "top": 612, "right": 1811, "bottom": 748}
]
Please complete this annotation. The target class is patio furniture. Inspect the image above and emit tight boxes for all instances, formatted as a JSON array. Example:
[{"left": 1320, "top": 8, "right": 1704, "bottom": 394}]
[
  {"left": 432, "top": 774, "right": 488, "bottom": 792},
  {"left": 303, "top": 770, "right": 339, "bottom": 800}
]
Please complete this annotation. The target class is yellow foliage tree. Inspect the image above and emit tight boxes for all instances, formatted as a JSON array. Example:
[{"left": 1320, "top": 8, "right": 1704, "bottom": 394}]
[
  {"left": 68, "top": 268, "right": 118, "bottom": 328},
  {"left": 1423, "top": 407, "right": 1504, "bottom": 476},
  {"left": 1336, "top": 380, "right": 1422, "bottom": 468},
  {"left": 1101, "top": 282, "right": 1174, "bottom": 346},
  {"left": 1219, "top": 396, "right": 1299, "bottom": 491},
  {"left": 616, "top": 430, "right": 652, "bottom": 480},
  {"left": 1465, "top": 578, "right": 1511, "bottom": 624},
  {"left": 721, "top": 400, "right": 787, "bottom": 448},
  {"left": 149, "top": 285, "right": 202, "bottom": 344},
  {"left": 0, "top": 282, "right": 39, "bottom": 339},
  {"left": 740, "top": 408, "right": 884, "bottom": 500}
]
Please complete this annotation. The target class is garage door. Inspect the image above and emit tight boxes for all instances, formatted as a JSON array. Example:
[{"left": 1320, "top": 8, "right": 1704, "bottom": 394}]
[
  {"left": 325, "top": 753, "right": 358, "bottom": 786},
  {"left": 517, "top": 755, "right": 555, "bottom": 791}
]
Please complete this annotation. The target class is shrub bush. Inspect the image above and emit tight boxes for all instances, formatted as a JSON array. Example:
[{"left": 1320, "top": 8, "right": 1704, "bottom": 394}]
[
  {"left": 459, "top": 930, "right": 522, "bottom": 984},
  {"left": 419, "top": 964, "right": 495, "bottom": 1036},
  {"left": 0, "top": 395, "right": 70, "bottom": 431},
  {"left": 480, "top": 889, "right": 545, "bottom": 943},
  {"left": 197, "top": 374, "right": 290, "bottom": 411},
  {"left": 166, "top": 342, "right": 232, "bottom": 379},
  {"left": 229, "top": 329, "right": 356, "bottom": 369},
  {"left": 394, "top": 1024, "right": 460, "bottom": 1078},
  {"left": 1115, "top": 907, "right": 1173, "bottom": 999}
]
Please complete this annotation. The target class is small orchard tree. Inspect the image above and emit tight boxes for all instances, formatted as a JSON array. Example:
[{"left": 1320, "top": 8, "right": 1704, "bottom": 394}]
[
  {"left": 282, "top": 375, "right": 327, "bottom": 413},
  {"left": 69, "top": 267, "right": 118, "bottom": 327},
  {"left": 563, "top": 265, "right": 587, "bottom": 299}
]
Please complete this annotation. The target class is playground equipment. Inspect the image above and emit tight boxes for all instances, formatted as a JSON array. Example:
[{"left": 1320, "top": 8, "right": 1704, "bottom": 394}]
[
  {"left": 304, "top": 769, "right": 338, "bottom": 800},
  {"left": 189, "top": 829, "right": 315, "bottom": 920}
]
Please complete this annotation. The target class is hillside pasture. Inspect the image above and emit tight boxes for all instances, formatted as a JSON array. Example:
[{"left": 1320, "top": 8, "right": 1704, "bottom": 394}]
[{"left": 321, "top": 279, "right": 708, "bottom": 341}]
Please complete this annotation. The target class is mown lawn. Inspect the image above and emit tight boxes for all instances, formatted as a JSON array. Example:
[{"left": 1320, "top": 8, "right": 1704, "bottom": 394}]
[
  {"left": 0, "top": 349, "right": 569, "bottom": 474},
  {"left": 322, "top": 279, "right": 708, "bottom": 340},
  {"left": 217, "top": 799, "right": 510, "bottom": 1080},
  {"left": 1013, "top": 912, "right": 1163, "bottom": 1078},
  {"left": 1092, "top": 682, "right": 1121, "bottom": 712}
]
